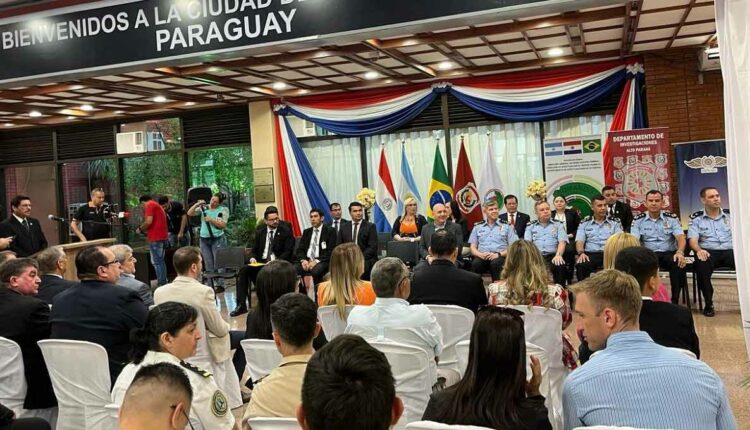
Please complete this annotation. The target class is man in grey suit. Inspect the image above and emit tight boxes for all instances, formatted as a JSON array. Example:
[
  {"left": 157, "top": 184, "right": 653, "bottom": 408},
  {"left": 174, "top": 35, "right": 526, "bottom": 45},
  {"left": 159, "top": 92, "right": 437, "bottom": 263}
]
[
  {"left": 414, "top": 203, "right": 463, "bottom": 273},
  {"left": 110, "top": 244, "right": 154, "bottom": 306}
]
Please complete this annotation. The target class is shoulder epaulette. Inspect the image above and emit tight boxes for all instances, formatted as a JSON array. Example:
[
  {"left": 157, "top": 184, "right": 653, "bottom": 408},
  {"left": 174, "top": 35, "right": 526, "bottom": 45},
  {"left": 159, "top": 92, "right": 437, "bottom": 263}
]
[
  {"left": 607, "top": 216, "right": 621, "bottom": 223},
  {"left": 634, "top": 213, "right": 646, "bottom": 220},
  {"left": 474, "top": 220, "right": 486, "bottom": 226},
  {"left": 551, "top": 218, "right": 563, "bottom": 223},
  {"left": 582, "top": 215, "right": 593, "bottom": 222},
  {"left": 690, "top": 210, "right": 704, "bottom": 220},
  {"left": 529, "top": 220, "right": 539, "bottom": 225},
  {"left": 723, "top": 208, "right": 730, "bottom": 215},
  {"left": 180, "top": 360, "right": 212, "bottom": 378},
  {"left": 663, "top": 211, "right": 678, "bottom": 218},
  {"left": 498, "top": 218, "right": 509, "bottom": 225}
]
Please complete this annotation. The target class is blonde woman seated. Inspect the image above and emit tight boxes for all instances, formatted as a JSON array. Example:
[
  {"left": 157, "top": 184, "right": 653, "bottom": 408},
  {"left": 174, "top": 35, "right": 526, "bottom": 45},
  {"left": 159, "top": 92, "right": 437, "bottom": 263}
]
[
  {"left": 317, "top": 242, "right": 376, "bottom": 318},
  {"left": 487, "top": 240, "right": 577, "bottom": 370},
  {"left": 604, "top": 232, "right": 669, "bottom": 302},
  {"left": 391, "top": 197, "right": 428, "bottom": 242}
]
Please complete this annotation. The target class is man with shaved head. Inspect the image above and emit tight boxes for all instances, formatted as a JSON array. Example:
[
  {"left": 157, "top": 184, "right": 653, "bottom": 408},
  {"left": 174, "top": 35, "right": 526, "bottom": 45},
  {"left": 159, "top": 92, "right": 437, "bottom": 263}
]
[
  {"left": 119, "top": 363, "right": 193, "bottom": 430},
  {"left": 415, "top": 202, "right": 463, "bottom": 273}
]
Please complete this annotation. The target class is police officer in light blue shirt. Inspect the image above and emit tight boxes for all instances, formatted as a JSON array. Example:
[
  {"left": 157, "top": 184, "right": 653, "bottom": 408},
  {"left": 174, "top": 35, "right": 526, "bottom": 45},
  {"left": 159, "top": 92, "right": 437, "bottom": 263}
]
[
  {"left": 631, "top": 190, "right": 688, "bottom": 305},
  {"left": 575, "top": 195, "right": 622, "bottom": 280},
  {"left": 525, "top": 200, "right": 568, "bottom": 285},
  {"left": 688, "top": 186, "right": 734, "bottom": 317},
  {"left": 469, "top": 199, "right": 518, "bottom": 281}
]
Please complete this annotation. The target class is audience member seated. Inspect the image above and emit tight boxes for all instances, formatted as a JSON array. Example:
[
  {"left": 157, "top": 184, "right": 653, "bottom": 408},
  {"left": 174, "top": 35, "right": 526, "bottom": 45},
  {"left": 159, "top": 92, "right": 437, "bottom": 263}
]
[
  {"left": 0, "top": 259, "right": 56, "bottom": 411},
  {"left": 118, "top": 363, "right": 193, "bottom": 430},
  {"left": 294, "top": 208, "right": 337, "bottom": 290},
  {"left": 0, "top": 250, "right": 16, "bottom": 266},
  {"left": 563, "top": 270, "right": 736, "bottom": 429},
  {"left": 110, "top": 244, "right": 154, "bottom": 307},
  {"left": 242, "top": 293, "right": 320, "bottom": 426},
  {"left": 469, "top": 199, "right": 518, "bottom": 281},
  {"left": 337, "top": 202, "right": 378, "bottom": 280},
  {"left": 0, "top": 402, "right": 50, "bottom": 430},
  {"left": 34, "top": 246, "right": 76, "bottom": 305},
  {"left": 50, "top": 246, "right": 148, "bottom": 384},
  {"left": 447, "top": 200, "right": 469, "bottom": 249},
  {"left": 317, "top": 243, "right": 376, "bottom": 317},
  {"left": 391, "top": 197, "right": 428, "bottom": 242},
  {"left": 112, "top": 302, "right": 237, "bottom": 430},
  {"left": 603, "top": 232, "right": 670, "bottom": 302},
  {"left": 296, "top": 334, "right": 403, "bottom": 430},
  {"left": 415, "top": 202, "right": 463, "bottom": 272},
  {"left": 409, "top": 230, "right": 487, "bottom": 313},
  {"left": 488, "top": 240, "right": 577, "bottom": 370},
  {"left": 422, "top": 306, "right": 551, "bottom": 429},
  {"left": 346, "top": 257, "right": 454, "bottom": 387}
]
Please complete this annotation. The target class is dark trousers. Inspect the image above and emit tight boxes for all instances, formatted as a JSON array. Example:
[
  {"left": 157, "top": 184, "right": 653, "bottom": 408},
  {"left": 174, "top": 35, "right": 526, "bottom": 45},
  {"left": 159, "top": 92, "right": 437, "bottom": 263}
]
[
  {"left": 236, "top": 265, "right": 263, "bottom": 309},
  {"left": 575, "top": 252, "right": 604, "bottom": 281},
  {"left": 294, "top": 261, "right": 329, "bottom": 286},
  {"left": 0, "top": 418, "right": 51, "bottom": 430},
  {"left": 471, "top": 255, "right": 506, "bottom": 281},
  {"left": 563, "top": 242, "right": 577, "bottom": 282},
  {"left": 542, "top": 254, "right": 569, "bottom": 286},
  {"left": 693, "top": 249, "right": 735, "bottom": 308},
  {"left": 654, "top": 251, "right": 688, "bottom": 304}
]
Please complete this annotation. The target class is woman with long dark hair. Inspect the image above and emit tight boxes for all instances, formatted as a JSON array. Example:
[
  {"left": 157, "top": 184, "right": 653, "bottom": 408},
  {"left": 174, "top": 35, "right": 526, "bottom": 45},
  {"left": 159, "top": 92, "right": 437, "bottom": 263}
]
[
  {"left": 244, "top": 260, "right": 298, "bottom": 339},
  {"left": 111, "top": 302, "right": 238, "bottom": 430},
  {"left": 422, "top": 306, "right": 551, "bottom": 429}
]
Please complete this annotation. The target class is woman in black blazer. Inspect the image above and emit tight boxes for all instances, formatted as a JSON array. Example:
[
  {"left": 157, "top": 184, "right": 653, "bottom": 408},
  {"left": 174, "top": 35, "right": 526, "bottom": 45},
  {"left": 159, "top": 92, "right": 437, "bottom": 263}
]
[
  {"left": 553, "top": 195, "right": 581, "bottom": 280},
  {"left": 391, "top": 197, "right": 428, "bottom": 241},
  {"left": 448, "top": 199, "right": 470, "bottom": 241}
]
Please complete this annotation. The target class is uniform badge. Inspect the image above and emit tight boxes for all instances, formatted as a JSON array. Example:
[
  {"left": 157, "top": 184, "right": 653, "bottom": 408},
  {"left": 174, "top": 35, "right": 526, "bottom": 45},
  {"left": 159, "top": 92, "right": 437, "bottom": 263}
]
[
  {"left": 211, "top": 390, "right": 228, "bottom": 417},
  {"left": 663, "top": 221, "right": 669, "bottom": 229}
]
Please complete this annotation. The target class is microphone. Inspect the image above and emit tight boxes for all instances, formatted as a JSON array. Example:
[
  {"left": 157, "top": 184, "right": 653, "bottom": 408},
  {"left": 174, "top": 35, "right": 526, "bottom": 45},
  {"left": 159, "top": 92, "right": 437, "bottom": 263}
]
[{"left": 48, "top": 214, "right": 67, "bottom": 222}]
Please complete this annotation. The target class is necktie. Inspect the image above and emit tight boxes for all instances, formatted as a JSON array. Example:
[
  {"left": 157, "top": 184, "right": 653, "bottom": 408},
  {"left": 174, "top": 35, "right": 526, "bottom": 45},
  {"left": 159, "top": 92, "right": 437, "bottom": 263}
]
[
  {"left": 264, "top": 230, "right": 274, "bottom": 260},
  {"left": 353, "top": 222, "right": 360, "bottom": 242},
  {"left": 22, "top": 218, "right": 29, "bottom": 231},
  {"left": 334, "top": 220, "right": 339, "bottom": 232},
  {"left": 609, "top": 206, "right": 614, "bottom": 217},
  {"left": 309, "top": 229, "right": 319, "bottom": 259},
  {"left": 510, "top": 213, "right": 515, "bottom": 226}
]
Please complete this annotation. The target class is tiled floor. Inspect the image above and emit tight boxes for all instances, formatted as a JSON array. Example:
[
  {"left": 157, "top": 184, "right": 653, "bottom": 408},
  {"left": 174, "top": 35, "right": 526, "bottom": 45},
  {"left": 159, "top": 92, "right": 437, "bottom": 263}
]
[{"left": 213, "top": 282, "right": 750, "bottom": 429}]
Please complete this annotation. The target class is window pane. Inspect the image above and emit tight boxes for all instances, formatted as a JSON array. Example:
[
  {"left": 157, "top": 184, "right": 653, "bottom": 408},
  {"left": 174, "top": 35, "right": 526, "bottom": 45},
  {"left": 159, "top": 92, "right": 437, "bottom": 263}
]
[
  {"left": 117, "top": 118, "right": 182, "bottom": 154},
  {"left": 4, "top": 164, "right": 60, "bottom": 245},
  {"left": 188, "top": 146, "right": 255, "bottom": 246},
  {"left": 543, "top": 114, "right": 614, "bottom": 141},
  {"left": 123, "top": 154, "right": 184, "bottom": 248},
  {"left": 301, "top": 137, "right": 363, "bottom": 208},
  {"left": 60, "top": 160, "right": 121, "bottom": 242}
]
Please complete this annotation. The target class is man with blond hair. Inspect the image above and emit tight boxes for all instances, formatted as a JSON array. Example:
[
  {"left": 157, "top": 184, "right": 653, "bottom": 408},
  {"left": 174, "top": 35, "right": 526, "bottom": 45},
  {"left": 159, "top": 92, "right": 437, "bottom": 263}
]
[{"left": 563, "top": 269, "right": 736, "bottom": 429}]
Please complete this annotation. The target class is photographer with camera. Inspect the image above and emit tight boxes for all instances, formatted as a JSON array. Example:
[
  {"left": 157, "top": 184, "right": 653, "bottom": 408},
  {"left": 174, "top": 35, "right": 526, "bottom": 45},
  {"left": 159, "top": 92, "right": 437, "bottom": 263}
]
[
  {"left": 187, "top": 192, "right": 230, "bottom": 292},
  {"left": 71, "top": 188, "right": 114, "bottom": 241}
]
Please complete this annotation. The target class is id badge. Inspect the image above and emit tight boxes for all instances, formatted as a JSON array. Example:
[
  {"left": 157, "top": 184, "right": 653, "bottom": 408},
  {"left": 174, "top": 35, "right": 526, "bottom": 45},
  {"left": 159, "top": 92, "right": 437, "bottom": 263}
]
[{"left": 321, "top": 242, "right": 327, "bottom": 250}]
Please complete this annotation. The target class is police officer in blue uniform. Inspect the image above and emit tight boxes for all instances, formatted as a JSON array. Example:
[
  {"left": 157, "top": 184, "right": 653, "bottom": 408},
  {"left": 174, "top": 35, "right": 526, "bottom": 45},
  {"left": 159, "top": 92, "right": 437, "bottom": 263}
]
[
  {"left": 525, "top": 200, "right": 568, "bottom": 286},
  {"left": 575, "top": 195, "right": 623, "bottom": 280},
  {"left": 469, "top": 199, "right": 518, "bottom": 281},
  {"left": 631, "top": 190, "right": 688, "bottom": 305},
  {"left": 688, "top": 186, "right": 734, "bottom": 317}
]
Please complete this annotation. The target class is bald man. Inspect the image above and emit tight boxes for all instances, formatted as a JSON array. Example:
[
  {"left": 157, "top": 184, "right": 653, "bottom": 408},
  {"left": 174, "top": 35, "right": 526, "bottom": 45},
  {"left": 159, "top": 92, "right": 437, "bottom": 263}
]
[
  {"left": 119, "top": 363, "right": 193, "bottom": 430},
  {"left": 415, "top": 203, "right": 463, "bottom": 273}
]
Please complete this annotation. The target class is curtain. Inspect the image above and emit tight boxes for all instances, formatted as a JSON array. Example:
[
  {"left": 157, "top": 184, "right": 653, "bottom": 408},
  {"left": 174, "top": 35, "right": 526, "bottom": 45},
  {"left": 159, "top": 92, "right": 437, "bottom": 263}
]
[
  {"left": 449, "top": 122, "right": 542, "bottom": 215},
  {"left": 301, "top": 137, "right": 363, "bottom": 208},
  {"left": 543, "top": 114, "right": 614, "bottom": 141}
]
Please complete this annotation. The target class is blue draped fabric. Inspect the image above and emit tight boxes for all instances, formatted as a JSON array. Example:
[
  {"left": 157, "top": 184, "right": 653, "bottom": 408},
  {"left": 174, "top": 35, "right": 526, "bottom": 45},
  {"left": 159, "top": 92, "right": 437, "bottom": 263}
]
[{"left": 632, "top": 73, "right": 646, "bottom": 129}]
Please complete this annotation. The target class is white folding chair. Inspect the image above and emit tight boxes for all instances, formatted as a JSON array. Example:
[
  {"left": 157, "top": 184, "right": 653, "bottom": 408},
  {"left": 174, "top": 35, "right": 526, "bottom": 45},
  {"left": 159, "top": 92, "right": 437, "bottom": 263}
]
[
  {"left": 406, "top": 421, "right": 494, "bottom": 429},
  {"left": 668, "top": 347, "right": 697, "bottom": 359},
  {"left": 425, "top": 305, "right": 474, "bottom": 370},
  {"left": 369, "top": 340, "right": 432, "bottom": 430},
  {"left": 0, "top": 337, "right": 58, "bottom": 426},
  {"left": 37, "top": 339, "right": 117, "bottom": 430},
  {"left": 455, "top": 340, "right": 470, "bottom": 378},
  {"left": 240, "top": 339, "right": 282, "bottom": 383},
  {"left": 247, "top": 417, "right": 302, "bottom": 429},
  {"left": 317, "top": 305, "right": 353, "bottom": 340}
]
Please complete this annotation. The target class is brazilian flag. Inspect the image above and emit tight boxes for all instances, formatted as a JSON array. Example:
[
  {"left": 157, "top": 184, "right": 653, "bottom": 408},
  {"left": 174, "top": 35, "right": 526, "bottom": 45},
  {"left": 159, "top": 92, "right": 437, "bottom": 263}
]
[
  {"left": 582, "top": 138, "right": 602, "bottom": 153},
  {"left": 426, "top": 146, "right": 453, "bottom": 220}
]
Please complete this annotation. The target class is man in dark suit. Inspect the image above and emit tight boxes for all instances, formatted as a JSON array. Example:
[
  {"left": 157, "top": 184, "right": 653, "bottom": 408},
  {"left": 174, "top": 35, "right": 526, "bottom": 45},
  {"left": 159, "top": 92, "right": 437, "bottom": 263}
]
[
  {"left": 337, "top": 201, "right": 378, "bottom": 280},
  {"left": 579, "top": 246, "right": 700, "bottom": 363},
  {"left": 415, "top": 202, "right": 463, "bottom": 272},
  {"left": 0, "top": 195, "right": 48, "bottom": 257},
  {"left": 409, "top": 230, "right": 487, "bottom": 314},
  {"left": 34, "top": 246, "right": 77, "bottom": 305},
  {"left": 602, "top": 185, "right": 634, "bottom": 232},
  {"left": 50, "top": 246, "right": 148, "bottom": 384},
  {"left": 0, "top": 258, "right": 56, "bottom": 410},
  {"left": 326, "top": 202, "right": 348, "bottom": 234},
  {"left": 295, "top": 208, "right": 337, "bottom": 287},
  {"left": 499, "top": 194, "right": 531, "bottom": 239},
  {"left": 231, "top": 206, "right": 295, "bottom": 316}
]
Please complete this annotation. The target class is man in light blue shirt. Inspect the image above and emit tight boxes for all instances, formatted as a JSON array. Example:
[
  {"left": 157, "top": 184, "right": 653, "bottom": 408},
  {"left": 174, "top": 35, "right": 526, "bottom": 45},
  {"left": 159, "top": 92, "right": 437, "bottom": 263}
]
[
  {"left": 575, "top": 195, "right": 622, "bottom": 280},
  {"left": 524, "top": 200, "right": 568, "bottom": 285},
  {"left": 563, "top": 269, "right": 735, "bottom": 430},
  {"left": 468, "top": 199, "right": 518, "bottom": 280}
]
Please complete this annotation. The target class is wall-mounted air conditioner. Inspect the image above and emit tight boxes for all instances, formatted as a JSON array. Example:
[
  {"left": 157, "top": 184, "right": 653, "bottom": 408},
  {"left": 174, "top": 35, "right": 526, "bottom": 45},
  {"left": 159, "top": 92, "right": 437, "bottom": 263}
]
[
  {"left": 116, "top": 131, "right": 145, "bottom": 154},
  {"left": 698, "top": 47, "right": 720, "bottom": 72}
]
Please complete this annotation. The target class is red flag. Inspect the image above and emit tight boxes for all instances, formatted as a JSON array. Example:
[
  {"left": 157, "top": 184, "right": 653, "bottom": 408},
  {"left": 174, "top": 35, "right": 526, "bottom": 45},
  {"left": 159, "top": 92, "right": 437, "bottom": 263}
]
[{"left": 452, "top": 137, "right": 483, "bottom": 230}]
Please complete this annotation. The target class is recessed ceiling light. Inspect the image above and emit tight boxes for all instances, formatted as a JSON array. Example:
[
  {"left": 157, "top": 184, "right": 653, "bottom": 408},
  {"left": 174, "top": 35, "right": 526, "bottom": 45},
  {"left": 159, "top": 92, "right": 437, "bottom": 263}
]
[
  {"left": 402, "top": 39, "right": 418, "bottom": 46},
  {"left": 70, "top": 85, "right": 84, "bottom": 90},
  {"left": 208, "top": 66, "right": 221, "bottom": 73},
  {"left": 66, "top": 116, "right": 75, "bottom": 120},
  {"left": 364, "top": 71, "right": 379, "bottom": 80},
  {"left": 153, "top": 96, "right": 167, "bottom": 103},
  {"left": 29, "top": 111, "right": 42, "bottom": 117},
  {"left": 437, "top": 61, "right": 453, "bottom": 70},
  {"left": 114, "top": 110, "right": 124, "bottom": 114},
  {"left": 184, "top": 101, "right": 196, "bottom": 106},
  {"left": 3, "top": 123, "right": 13, "bottom": 127},
  {"left": 547, "top": 47, "right": 564, "bottom": 57},
  {"left": 272, "top": 82, "right": 287, "bottom": 90},
  {"left": 298, "top": 89, "right": 309, "bottom": 95},
  {"left": 80, "top": 104, "right": 94, "bottom": 111},
  {"left": 385, "top": 79, "right": 394, "bottom": 84}
]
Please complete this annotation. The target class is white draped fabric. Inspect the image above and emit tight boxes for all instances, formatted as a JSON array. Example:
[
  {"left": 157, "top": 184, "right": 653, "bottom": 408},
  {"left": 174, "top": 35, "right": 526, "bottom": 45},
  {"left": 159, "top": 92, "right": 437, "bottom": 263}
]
[
  {"left": 301, "top": 136, "right": 363, "bottom": 207},
  {"left": 716, "top": 0, "right": 750, "bottom": 356}
]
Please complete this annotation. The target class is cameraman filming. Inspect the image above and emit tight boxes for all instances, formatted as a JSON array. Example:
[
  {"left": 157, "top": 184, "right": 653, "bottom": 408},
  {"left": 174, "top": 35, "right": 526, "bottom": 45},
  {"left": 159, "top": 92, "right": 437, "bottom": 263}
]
[
  {"left": 187, "top": 192, "right": 229, "bottom": 291},
  {"left": 71, "top": 188, "right": 114, "bottom": 241}
]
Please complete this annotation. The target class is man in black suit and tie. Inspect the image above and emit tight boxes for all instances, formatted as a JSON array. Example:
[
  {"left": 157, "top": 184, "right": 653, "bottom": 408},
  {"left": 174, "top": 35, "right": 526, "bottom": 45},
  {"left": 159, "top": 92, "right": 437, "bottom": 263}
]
[
  {"left": 326, "top": 202, "right": 348, "bottom": 234},
  {"left": 50, "top": 246, "right": 148, "bottom": 384},
  {"left": 415, "top": 202, "right": 463, "bottom": 272},
  {"left": 602, "top": 185, "right": 634, "bottom": 232},
  {"left": 0, "top": 258, "right": 57, "bottom": 411},
  {"left": 231, "top": 206, "right": 295, "bottom": 316},
  {"left": 409, "top": 230, "right": 487, "bottom": 313},
  {"left": 295, "top": 208, "right": 337, "bottom": 287},
  {"left": 0, "top": 195, "right": 48, "bottom": 257},
  {"left": 35, "top": 245, "right": 77, "bottom": 305},
  {"left": 499, "top": 194, "right": 531, "bottom": 239},
  {"left": 337, "top": 201, "right": 377, "bottom": 280}
]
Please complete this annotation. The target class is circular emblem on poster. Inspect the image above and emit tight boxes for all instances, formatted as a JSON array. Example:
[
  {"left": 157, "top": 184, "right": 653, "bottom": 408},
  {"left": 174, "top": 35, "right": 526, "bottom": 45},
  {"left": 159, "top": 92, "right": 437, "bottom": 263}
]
[{"left": 456, "top": 183, "right": 479, "bottom": 214}]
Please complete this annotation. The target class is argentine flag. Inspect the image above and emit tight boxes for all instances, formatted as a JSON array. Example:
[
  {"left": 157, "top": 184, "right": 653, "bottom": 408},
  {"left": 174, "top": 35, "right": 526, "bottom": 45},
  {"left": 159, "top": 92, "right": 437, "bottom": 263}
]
[{"left": 397, "top": 143, "right": 423, "bottom": 215}]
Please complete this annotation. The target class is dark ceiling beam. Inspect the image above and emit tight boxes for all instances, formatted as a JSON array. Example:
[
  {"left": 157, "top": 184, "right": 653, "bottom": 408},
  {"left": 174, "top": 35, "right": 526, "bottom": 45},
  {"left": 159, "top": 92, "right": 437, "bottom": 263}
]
[
  {"left": 362, "top": 39, "right": 437, "bottom": 78},
  {"left": 666, "top": 0, "right": 697, "bottom": 49}
]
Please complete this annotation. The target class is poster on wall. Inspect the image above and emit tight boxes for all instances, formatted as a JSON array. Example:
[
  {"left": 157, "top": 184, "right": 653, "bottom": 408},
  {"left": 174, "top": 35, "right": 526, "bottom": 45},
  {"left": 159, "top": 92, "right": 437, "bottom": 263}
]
[
  {"left": 606, "top": 127, "right": 672, "bottom": 215},
  {"left": 544, "top": 136, "right": 605, "bottom": 217},
  {"left": 674, "top": 139, "right": 728, "bottom": 229}
]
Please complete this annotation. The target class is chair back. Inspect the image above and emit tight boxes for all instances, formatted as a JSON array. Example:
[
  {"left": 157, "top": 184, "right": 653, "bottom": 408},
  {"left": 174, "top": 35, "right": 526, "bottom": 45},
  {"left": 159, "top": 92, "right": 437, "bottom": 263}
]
[
  {"left": 377, "top": 233, "right": 391, "bottom": 257},
  {"left": 317, "top": 305, "right": 354, "bottom": 340},
  {"left": 0, "top": 337, "right": 26, "bottom": 414},
  {"left": 406, "top": 421, "right": 494, "bottom": 429},
  {"left": 502, "top": 305, "right": 563, "bottom": 369},
  {"left": 248, "top": 417, "right": 302, "bottom": 430},
  {"left": 240, "top": 339, "right": 282, "bottom": 383},
  {"left": 425, "top": 305, "right": 474, "bottom": 370},
  {"left": 37, "top": 339, "right": 116, "bottom": 430},
  {"left": 369, "top": 340, "right": 432, "bottom": 430},
  {"left": 386, "top": 241, "right": 420, "bottom": 266},
  {"left": 668, "top": 347, "right": 697, "bottom": 359},
  {"left": 214, "top": 247, "right": 246, "bottom": 270}
]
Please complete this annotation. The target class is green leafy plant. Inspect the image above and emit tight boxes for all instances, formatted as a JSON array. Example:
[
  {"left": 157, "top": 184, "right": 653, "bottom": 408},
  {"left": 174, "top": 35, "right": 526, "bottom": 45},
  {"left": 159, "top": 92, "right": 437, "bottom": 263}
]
[{"left": 230, "top": 216, "right": 257, "bottom": 248}]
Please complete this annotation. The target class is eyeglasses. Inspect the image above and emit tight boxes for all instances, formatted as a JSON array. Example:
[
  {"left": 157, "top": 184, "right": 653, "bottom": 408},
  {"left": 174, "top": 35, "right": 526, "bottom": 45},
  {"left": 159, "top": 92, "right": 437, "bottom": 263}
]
[
  {"left": 101, "top": 260, "right": 120, "bottom": 268},
  {"left": 170, "top": 404, "right": 194, "bottom": 430}
]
